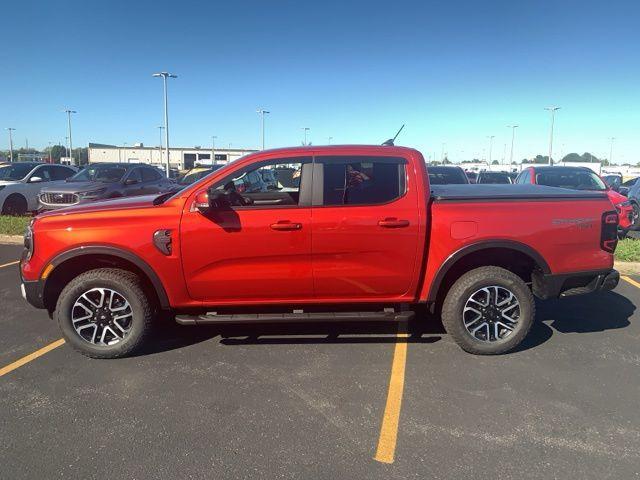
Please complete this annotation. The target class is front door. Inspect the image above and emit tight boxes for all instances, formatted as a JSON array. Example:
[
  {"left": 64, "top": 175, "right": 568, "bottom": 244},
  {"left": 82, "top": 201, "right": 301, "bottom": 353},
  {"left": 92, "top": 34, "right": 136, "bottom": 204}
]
[
  {"left": 181, "top": 156, "right": 314, "bottom": 303},
  {"left": 311, "top": 154, "right": 421, "bottom": 301}
]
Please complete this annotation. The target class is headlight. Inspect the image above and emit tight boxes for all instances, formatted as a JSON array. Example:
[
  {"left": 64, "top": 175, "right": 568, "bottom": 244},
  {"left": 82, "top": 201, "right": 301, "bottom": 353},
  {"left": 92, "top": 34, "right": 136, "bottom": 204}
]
[
  {"left": 78, "top": 187, "right": 108, "bottom": 199},
  {"left": 23, "top": 221, "right": 34, "bottom": 261}
]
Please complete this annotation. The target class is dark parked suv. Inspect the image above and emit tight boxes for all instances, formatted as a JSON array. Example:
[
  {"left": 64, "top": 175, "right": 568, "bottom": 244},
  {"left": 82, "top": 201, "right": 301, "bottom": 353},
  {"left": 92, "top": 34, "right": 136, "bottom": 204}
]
[{"left": 39, "top": 163, "right": 174, "bottom": 210}]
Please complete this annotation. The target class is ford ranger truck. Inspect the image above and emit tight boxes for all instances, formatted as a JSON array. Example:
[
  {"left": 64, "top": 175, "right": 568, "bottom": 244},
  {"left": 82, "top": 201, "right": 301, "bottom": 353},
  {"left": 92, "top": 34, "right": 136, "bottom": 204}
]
[{"left": 20, "top": 145, "right": 620, "bottom": 358}]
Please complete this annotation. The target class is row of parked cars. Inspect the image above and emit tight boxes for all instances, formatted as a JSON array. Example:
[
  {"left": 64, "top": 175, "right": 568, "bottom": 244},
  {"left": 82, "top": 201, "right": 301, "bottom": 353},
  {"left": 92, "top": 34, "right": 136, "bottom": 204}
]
[
  {"left": 0, "top": 161, "right": 291, "bottom": 216},
  {"left": 431, "top": 165, "right": 639, "bottom": 235}
]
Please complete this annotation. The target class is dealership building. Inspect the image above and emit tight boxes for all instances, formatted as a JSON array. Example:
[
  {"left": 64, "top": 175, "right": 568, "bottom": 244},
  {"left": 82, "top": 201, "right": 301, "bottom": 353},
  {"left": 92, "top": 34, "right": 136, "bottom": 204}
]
[{"left": 88, "top": 143, "right": 258, "bottom": 170}]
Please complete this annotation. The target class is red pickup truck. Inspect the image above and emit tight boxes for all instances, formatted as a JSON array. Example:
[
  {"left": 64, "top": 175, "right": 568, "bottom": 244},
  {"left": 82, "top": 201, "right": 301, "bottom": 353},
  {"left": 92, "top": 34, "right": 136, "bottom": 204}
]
[{"left": 20, "top": 145, "right": 619, "bottom": 358}]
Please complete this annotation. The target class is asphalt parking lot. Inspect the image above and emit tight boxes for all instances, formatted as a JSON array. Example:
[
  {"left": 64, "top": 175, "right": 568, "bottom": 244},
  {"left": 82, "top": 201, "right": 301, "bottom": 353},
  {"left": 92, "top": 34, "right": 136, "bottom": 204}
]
[{"left": 1, "top": 243, "right": 639, "bottom": 479}]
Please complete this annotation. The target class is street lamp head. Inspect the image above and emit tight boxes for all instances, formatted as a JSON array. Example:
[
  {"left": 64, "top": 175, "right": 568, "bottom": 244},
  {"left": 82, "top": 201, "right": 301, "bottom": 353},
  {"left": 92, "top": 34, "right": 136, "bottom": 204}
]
[{"left": 153, "top": 72, "right": 177, "bottom": 78}]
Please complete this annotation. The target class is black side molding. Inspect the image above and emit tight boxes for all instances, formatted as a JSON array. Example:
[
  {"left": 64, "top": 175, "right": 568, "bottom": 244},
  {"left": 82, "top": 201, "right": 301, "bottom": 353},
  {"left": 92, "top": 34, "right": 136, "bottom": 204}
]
[{"left": 48, "top": 246, "right": 171, "bottom": 309}]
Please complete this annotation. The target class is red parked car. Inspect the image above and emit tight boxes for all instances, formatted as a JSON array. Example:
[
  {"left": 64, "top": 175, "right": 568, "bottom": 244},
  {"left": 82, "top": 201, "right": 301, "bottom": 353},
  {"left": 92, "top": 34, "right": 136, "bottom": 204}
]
[
  {"left": 515, "top": 166, "right": 634, "bottom": 232},
  {"left": 21, "top": 145, "right": 619, "bottom": 358}
]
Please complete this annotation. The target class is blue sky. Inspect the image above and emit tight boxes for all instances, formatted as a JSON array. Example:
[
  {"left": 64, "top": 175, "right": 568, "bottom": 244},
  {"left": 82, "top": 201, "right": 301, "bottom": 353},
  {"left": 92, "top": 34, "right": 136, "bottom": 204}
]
[{"left": 2, "top": 0, "right": 639, "bottom": 163}]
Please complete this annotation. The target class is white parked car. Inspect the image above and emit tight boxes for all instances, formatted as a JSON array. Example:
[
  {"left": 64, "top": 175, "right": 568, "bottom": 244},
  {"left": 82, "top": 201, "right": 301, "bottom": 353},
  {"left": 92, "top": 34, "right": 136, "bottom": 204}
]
[{"left": 0, "top": 162, "right": 78, "bottom": 215}]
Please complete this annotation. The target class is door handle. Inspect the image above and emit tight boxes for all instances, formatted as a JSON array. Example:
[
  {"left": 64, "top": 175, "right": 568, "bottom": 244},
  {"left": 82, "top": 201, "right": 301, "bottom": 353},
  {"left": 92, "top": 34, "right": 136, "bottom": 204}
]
[
  {"left": 270, "top": 221, "right": 302, "bottom": 231},
  {"left": 378, "top": 218, "right": 410, "bottom": 228}
]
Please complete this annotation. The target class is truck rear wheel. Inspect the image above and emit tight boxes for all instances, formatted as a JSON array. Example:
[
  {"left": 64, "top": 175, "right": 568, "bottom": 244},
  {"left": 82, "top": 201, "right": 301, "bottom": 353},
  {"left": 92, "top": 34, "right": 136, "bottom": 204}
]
[
  {"left": 55, "top": 268, "right": 153, "bottom": 358},
  {"left": 441, "top": 266, "right": 535, "bottom": 355}
]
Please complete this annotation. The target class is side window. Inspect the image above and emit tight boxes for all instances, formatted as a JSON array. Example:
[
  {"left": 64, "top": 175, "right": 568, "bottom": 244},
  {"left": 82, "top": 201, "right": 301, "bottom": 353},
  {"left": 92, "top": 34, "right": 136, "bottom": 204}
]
[
  {"left": 51, "top": 166, "right": 76, "bottom": 181},
  {"left": 517, "top": 170, "right": 530, "bottom": 184},
  {"left": 317, "top": 156, "right": 406, "bottom": 206},
  {"left": 213, "top": 157, "right": 310, "bottom": 207},
  {"left": 127, "top": 168, "right": 142, "bottom": 184},
  {"left": 33, "top": 166, "right": 53, "bottom": 181},
  {"left": 141, "top": 167, "right": 162, "bottom": 182}
]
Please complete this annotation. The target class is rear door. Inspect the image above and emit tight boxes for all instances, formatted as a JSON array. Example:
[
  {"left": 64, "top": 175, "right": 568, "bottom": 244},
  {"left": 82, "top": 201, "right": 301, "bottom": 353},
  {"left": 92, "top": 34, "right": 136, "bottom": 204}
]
[{"left": 311, "top": 154, "right": 421, "bottom": 301}]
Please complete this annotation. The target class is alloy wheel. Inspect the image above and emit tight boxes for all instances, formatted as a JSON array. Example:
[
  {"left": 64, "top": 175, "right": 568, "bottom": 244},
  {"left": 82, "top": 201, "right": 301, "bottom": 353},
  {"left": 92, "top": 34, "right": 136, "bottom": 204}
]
[
  {"left": 462, "top": 286, "right": 520, "bottom": 342},
  {"left": 71, "top": 288, "right": 133, "bottom": 345}
]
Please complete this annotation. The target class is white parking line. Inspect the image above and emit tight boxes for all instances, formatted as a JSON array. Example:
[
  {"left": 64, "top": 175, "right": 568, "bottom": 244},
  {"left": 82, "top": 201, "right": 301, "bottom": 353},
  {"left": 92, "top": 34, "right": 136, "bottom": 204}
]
[{"left": 0, "top": 260, "right": 19, "bottom": 269}]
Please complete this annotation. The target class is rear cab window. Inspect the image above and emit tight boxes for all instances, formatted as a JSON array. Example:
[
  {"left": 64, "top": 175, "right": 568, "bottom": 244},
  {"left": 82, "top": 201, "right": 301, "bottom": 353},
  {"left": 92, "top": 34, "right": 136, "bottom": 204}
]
[{"left": 314, "top": 156, "right": 406, "bottom": 206}]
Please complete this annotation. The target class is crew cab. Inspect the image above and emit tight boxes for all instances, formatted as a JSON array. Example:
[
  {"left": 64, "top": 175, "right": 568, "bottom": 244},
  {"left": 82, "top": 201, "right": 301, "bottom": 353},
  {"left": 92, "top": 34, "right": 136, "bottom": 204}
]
[
  {"left": 20, "top": 145, "right": 619, "bottom": 358},
  {"left": 515, "top": 165, "right": 635, "bottom": 232}
]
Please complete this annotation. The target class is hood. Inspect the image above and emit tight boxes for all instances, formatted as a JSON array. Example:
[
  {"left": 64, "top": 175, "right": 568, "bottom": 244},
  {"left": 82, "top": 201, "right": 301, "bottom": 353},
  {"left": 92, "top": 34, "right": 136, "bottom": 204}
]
[
  {"left": 0, "top": 180, "right": 20, "bottom": 186},
  {"left": 607, "top": 189, "right": 627, "bottom": 205},
  {"left": 40, "top": 181, "right": 110, "bottom": 194},
  {"left": 38, "top": 194, "right": 159, "bottom": 218}
]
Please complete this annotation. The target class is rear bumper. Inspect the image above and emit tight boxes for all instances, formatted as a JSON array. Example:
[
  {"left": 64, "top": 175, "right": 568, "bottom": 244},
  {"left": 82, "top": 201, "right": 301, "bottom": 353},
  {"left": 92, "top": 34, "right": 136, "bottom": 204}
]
[{"left": 532, "top": 269, "right": 619, "bottom": 300}]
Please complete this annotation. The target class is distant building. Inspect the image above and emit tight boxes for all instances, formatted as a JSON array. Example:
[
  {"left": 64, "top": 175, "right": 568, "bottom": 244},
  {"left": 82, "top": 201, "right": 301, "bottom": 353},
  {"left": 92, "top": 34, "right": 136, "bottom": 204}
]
[{"left": 88, "top": 143, "right": 257, "bottom": 170}]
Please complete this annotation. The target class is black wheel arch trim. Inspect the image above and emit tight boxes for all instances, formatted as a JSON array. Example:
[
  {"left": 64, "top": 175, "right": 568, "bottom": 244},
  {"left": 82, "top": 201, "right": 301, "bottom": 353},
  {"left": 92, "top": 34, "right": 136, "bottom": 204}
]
[
  {"left": 47, "top": 246, "right": 170, "bottom": 309},
  {"left": 426, "top": 240, "right": 551, "bottom": 302}
]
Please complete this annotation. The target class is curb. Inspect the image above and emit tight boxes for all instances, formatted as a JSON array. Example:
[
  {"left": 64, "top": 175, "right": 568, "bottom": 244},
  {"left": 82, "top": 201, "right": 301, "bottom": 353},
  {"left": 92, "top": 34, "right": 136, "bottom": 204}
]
[
  {"left": 0, "top": 235, "right": 23, "bottom": 245},
  {"left": 614, "top": 261, "right": 640, "bottom": 275}
]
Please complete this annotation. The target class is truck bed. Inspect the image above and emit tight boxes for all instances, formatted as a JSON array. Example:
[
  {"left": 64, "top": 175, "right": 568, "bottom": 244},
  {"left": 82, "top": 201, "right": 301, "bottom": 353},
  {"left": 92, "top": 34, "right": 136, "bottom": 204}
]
[{"left": 431, "top": 184, "right": 608, "bottom": 201}]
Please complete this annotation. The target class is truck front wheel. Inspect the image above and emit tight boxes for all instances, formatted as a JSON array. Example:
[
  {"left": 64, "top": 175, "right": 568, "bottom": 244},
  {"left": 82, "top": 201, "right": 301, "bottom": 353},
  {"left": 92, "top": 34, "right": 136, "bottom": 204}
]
[
  {"left": 441, "top": 266, "right": 535, "bottom": 355},
  {"left": 55, "top": 268, "right": 153, "bottom": 358}
]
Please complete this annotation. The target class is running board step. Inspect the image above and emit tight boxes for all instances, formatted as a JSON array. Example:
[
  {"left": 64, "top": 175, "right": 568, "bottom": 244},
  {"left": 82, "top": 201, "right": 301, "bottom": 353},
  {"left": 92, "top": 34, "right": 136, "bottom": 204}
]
[{"left": 175, "top": 310, "right": 414, "bottom": 326}]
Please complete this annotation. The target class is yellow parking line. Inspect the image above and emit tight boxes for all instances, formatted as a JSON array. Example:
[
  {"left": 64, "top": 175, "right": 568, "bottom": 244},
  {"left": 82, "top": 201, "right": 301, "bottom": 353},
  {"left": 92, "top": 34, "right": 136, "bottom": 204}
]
[
  {"left": 622, "top": 276, "right": 640, "bottom": 289},
  {"left": 0, "top": 339, "right": 65, "bottom": 378},
  {"left": 0, "top": 260, "right": 19, "bottom": 269},
  {"left": 374, "top": 323, "right": 409, "bottom": 464}
]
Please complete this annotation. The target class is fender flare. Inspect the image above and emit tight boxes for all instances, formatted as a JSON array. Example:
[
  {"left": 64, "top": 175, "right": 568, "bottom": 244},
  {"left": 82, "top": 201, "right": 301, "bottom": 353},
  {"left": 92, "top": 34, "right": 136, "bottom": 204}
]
[
  {"left": 426, "top": 240, "right": 551, "bottom": 302},
  {"left": 48, "top": 246, "right": 170, "bottom": 309}
]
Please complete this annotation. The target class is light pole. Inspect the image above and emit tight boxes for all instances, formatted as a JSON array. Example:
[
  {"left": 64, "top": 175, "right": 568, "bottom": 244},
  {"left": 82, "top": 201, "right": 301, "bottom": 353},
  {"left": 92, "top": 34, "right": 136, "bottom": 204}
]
[
  {"left": 609, "top": 137, "right": 616, "bottom": 164},
  {"left": 545, "top": 106, "right": 560, "bottom": 165},
  {"left": 157, "top": 126, "right": 164, "bottom": 165},
  {"left": 257, "top": 109, "right": 270, "bottom": 150},
  {"left": 64, "top": 109, "right": 76, "bottom": 165},
  {"left": 6, "top": 128, "right": 15, "bottom": 162},
  {"left": 153, "top": 72, "right": 177, "bottom": 176},
  {"left": 328, "top": 136, "right": 333, "bottom": 145},
  {"left": 441, "top": 143, "right": 446, "bottom": 162},
  {"left": 507, "top": 125, "right": 518, "bottom": 165},
  {"left": 301, "top": 127, "right": 310, "bottom": 146},
  {"left": 48, "top": 142, "right": 52, "bottom": 163},
  {"left": 211, "top": 135, "right": 217, "bottom": 164},
  {"left": 487, "top": 135, "right": 495, "bottom": 164},
  {"left": 123, "top": 142, "right": 128, "bottom": 163}
]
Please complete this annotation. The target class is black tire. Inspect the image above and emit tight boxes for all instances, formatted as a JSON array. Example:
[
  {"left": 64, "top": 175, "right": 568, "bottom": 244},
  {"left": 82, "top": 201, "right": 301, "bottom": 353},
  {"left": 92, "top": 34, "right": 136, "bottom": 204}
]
[
  {"left": 441, "top": 266, "right": 535, "bottom": 355},
  {"left": 2, "top": 194, "right": 28, "bottom": 216},
  {"left": 55, "top": 268, "right": 153, "bottom": 359}
]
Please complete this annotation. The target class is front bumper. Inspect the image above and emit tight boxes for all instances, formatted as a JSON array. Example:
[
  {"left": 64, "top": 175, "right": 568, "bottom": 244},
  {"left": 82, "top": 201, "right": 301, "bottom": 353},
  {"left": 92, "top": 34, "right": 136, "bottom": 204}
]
[
  {"left": 532, "top": 269, "right": 619, "bottom": 300},
  {"left": 20, "top": 271, "right": 46, "bottom": 309}
]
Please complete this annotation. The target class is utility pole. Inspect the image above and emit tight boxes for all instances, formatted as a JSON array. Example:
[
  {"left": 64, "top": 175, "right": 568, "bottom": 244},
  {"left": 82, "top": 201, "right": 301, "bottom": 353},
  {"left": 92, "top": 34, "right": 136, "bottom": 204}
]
[
  {"left": 301, "top": 127, "right": 310, "bottom": 146},
  {"left": 152, "top": 72, "right": 177, "bottom": 176},
  {"left": 64, "top": 109, "right": 77, "bottom": 165},
  {"left": 545, "top": 106, "right": 560, "bottom": 166},
  {"left": 211, "top": 135, "right": 217, "bottom": 164},
  {"left": 48, "top": 142, "right": 52, "bottom": 163},
  {"left": 6, "top": 128, "right": 15, "bottom": 162},
  {"left": 609, "top": 137, "right": 616, "bottom": 165},
  {"left": 158, "top": 126, "right": 164, "bottom": 165},
  {"left": 257, "top": 109, "right": 269, "bottom": 150},
  {"left": 487, "top": 135, "right": 495, "bottom": 163},
  {"left": 507, "top": 125, "right": 518, "bottom": 165}
]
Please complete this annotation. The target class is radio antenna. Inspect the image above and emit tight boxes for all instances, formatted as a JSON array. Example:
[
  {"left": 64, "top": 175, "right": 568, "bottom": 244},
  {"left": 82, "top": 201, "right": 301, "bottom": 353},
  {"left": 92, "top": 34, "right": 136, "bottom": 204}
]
[{"left": 382, "top": 124, "right": 405, "bottom": 146}]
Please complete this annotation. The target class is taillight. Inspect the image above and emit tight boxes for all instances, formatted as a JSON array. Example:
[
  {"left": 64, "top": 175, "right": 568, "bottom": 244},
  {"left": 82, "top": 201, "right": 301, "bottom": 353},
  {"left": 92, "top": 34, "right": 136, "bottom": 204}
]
[{"left": 601, "top": 211, "right": 618, "bottom": 253}]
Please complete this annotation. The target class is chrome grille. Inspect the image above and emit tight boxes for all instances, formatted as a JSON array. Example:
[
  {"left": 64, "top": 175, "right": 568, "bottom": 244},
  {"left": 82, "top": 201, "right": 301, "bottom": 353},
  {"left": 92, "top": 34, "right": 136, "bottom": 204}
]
[{"left": 40, "top": 192, "right": 79, "bottom": 205}]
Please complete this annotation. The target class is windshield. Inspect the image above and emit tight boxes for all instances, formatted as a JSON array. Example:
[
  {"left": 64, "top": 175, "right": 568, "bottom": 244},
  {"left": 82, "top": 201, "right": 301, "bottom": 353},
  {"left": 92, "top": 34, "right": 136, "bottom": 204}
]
[
  {"left": 427, "top": 167, "right": 468, "bottom": 185},
  {"left": 478, "top": 172, "right": 512, "bottom": 184},
  {"left": 68, "top": 165, "right": 127, "bottom": 183},
  {"left": 0, "top": 163, "right": 38, "bottom": 181},
  {"left": 177, "top": 168, "right": 217, "bottom": 186},
  {"left": 535, "top": 169, "right": 607, "bottom": 191}
]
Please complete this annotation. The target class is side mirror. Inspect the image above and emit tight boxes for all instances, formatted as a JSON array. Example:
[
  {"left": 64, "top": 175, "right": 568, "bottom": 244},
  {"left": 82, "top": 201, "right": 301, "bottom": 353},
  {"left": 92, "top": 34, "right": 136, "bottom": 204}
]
[
  {"left": 29, "top": 176, "right": 44, "bottom": 183},
  {"left": 194, "top": 190, "right": 211, "bottom": 212},
  {"left": 125, "top": 178, "right": 139, "bottom": 186}
]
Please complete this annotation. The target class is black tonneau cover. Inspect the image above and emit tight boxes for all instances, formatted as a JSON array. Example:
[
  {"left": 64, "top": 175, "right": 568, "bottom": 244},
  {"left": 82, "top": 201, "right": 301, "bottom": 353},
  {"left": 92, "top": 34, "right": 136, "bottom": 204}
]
[{"left": 431, "top": 184, "right": 608, "bottom": 201}]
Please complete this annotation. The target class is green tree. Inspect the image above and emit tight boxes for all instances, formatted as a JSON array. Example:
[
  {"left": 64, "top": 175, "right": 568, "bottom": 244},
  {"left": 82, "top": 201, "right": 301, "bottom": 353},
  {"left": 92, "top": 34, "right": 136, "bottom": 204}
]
[
  {"left": 491, "top": 160, "right": 499, "bottom": 165},
  {"left": 49, "top": 145, "right": 67, "bottom": 162}
]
